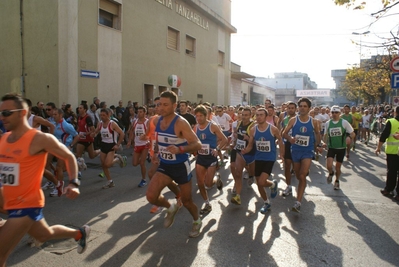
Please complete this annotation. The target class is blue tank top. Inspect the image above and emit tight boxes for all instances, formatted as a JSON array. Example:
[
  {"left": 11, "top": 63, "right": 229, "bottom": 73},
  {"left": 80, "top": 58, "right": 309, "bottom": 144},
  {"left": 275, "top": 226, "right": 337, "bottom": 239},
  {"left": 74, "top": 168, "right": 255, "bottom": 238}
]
[
  {"left": 156, "top": 114, "right": 188, "bottom": 164},
  {"left": 291, "top": 116, "right": 315, "bottom": 151},
  {"left": 254, "top": 125, "right": 276, "bottom": 161},
  {"left": 195, "top": 122, "right": 217, "bottom": 156}
]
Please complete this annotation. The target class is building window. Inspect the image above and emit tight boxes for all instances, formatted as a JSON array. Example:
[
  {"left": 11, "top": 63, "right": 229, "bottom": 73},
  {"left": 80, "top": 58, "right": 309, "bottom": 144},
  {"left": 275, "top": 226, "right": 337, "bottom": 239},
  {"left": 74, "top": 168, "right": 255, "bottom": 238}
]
[
  {"left": 218, "top": 51, "right": 225, "bottom": 66},
  {"left": 167, "top": 27, "right": 179, "bottom": 51},
  {"left": 99, "top": 0, "right": 121, "bottom": 30},
  {"left": 185, "top": 35, "right": 196, "bottom": 57}
]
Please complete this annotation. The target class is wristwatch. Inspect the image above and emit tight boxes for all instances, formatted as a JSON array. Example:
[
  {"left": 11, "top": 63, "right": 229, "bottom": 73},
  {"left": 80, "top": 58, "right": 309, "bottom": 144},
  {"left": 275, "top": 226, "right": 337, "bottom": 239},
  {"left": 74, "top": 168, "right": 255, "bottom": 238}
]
[{"left": 69, "top": 178, "right": 80, "bottom": 187}]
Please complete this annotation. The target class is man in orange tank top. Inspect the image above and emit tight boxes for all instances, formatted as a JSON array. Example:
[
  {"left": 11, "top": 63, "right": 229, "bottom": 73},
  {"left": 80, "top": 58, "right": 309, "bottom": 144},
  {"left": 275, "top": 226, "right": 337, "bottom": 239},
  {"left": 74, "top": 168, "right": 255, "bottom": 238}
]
[{"left": 0, "top": 94, "right": 90, "bottom": 266}]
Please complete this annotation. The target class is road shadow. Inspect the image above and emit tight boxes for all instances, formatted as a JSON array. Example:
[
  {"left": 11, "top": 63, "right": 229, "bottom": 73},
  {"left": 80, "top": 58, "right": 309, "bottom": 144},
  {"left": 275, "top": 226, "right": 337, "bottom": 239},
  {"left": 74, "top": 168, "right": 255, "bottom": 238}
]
[
  {"left": 336, "top": 195, "right": 399, "bottom": 265},
  {"left": 284, "top": 200, "right": 343, "bottom": 266}
]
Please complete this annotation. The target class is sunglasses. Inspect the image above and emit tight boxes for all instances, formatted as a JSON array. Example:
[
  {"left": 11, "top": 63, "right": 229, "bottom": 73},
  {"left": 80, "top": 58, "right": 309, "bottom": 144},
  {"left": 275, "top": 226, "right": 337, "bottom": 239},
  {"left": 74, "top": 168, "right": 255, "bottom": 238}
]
[
  {"left": 0, "top": 109, "right": 24, "bottom": 117},
  {"left": 331, "top": 111, "right": 339, "bottom": 114},
  {"left": 46, "top": 108, "right": 52, "bottom": 111}
]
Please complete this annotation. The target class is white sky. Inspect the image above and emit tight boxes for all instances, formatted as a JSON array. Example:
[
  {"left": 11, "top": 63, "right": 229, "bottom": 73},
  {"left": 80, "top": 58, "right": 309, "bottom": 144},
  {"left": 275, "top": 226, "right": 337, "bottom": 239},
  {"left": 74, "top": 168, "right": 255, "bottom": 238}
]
[{"left": 231, "top": 0, "right": 399, "bottom": 88}]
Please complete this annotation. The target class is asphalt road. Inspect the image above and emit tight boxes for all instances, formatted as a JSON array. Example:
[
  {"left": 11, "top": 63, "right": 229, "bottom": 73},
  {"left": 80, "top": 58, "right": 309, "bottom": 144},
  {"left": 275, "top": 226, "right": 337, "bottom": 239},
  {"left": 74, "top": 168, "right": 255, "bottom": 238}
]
[{"left": 4, "top": 140, "right": 399, "bottom": 267}]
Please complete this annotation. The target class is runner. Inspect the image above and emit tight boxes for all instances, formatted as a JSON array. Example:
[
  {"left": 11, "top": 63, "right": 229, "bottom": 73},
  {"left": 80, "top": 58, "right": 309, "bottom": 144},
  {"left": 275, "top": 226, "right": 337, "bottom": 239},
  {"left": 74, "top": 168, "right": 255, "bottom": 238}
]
[
  {"left": 242, "top": 108, "right": 284, "bottom": 214},
  {"left": 26, "top": 99, "right": 58, "bottom": 189},
  {"left": 75, "top": 103, "right": 100, "bottom": 178},
  {"left": 127, "top": 106, "right": 150, "bottom": 187},
  {"left": 0, "top": 94, "right": 90, "bottom": 266},
  {"left": 229, "top": 107, "right": 243, "bottom": 194},
  {"left": 324, "top": 106, "right": 355, "bottom": 190},
  {"left": 51, "top": 108, "right": 80, "bottom": 197},
  {"left": 215, "top": 105, "right": 233, "bottom": 162},
  {"left": 340, "top": 104, "right": 355, "bottom": 159},
  {"left": 178, "top": 100, "right": 196, "bottom": 128},
  {"left": 361, "top": 109, "right": 372, "bottom": 145},
  {"left": 141, "top": 97, "right": 181, "bottom": 213},
  {"left": 230, "top": 107, "right": 255, "bottom": 205},
  {"left": 315, "top": 107, "right": 330, "bottom": 137},
  {"left": 282, "top": 97, "right": 322, "bottom": 212},
  {"left": 146, "top": 91, "right": 202, "bottom": 238},
  {"left": 266, "top": 104, "right": 279, "bottom": 129},
  {"left": 350, "top": 106, "right": 362, "bottom": 150},
  {"left": 194, "top": 105, "right": 228, "bottom": 214},
  {"left": 281, "top": 101, "right": 297, "bottom": 196},
  {"left": 91, "top": 108, "right": 126, "bottom": 189}
]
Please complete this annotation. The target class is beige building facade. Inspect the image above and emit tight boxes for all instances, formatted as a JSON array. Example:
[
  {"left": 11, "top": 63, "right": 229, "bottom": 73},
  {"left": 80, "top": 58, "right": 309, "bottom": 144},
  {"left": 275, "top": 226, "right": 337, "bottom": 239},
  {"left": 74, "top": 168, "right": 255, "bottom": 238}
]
[
  {"left": 230, "top": 63, "right": 275, "bottom": 106},
  {"left": 0, "top": 0, "right": 236, "bottom": 106}
]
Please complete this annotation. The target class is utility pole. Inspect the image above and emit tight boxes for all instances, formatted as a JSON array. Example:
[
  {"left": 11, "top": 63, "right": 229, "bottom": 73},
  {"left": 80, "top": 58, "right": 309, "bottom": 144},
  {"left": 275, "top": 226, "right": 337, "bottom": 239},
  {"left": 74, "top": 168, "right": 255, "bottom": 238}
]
[{"left": 352, "top": 31, "right": 370, "bottom": 105}]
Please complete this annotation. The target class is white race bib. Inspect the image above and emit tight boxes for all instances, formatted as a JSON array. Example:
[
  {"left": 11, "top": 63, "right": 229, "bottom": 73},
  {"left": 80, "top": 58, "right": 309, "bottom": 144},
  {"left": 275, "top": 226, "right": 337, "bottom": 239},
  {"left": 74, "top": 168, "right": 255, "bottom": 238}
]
[
  {"left": 329, "top": 127, "right": 342, "bottom": 137},
  {"left": 1, "top": 163, "right": 20, "bottom": 186},
  {"left": 159, "top": 146, "right": 176, "bottom": 161},
  {"left": 295, "top": 135, "right": 310, "bottom": 147},
  {"left": 101, "top": 132, "right": 110, "bottom": 139},
  {"left": 198, "top": 144, "right": 210, "bottom": 155},
  {"left": 135, "top": 128, "right": 144, "bottom": 137},
  {"left": 256, "top": 140, "right": 271, "bottom": 152},
  {"left": 79, "top": 132, "right": 86, "bottom": 139},
  {"left": 235, "top": 139, "right": 246, "bottom": 151}
]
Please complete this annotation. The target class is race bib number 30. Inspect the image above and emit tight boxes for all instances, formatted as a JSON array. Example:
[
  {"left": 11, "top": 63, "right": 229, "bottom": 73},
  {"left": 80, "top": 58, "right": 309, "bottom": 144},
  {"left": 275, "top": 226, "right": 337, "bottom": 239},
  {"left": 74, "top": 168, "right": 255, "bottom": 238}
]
[
  {"left": 159, "top": 146, "right": 176, "bottom": 161},
  {"left": 1, "top": 163, "right": 20, "bottom": 186},
  {"left": 235, "top": 139, "right": 246, "bottom": 151},
  {"left": 295, "top": 135, "right": 310, "bottom": 147},
  {"left": 256, "top": 140, "right": 271, "bottom": 152}
]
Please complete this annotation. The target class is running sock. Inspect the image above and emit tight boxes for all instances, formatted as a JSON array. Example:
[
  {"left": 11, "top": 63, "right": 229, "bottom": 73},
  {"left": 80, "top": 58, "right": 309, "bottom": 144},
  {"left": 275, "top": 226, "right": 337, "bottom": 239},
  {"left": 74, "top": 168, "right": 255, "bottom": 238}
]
[
  {"left": 194, "top": 218, "right": 201, "bottom": 224},
  {"left": 205, "top": 199, "right": 210, "bottom": 205},
  {"left": 74, "top": 230, "right": 83, "bottom": 241},
  {"left": 264, "top": 199, "right": 270, "bottom": 204}
]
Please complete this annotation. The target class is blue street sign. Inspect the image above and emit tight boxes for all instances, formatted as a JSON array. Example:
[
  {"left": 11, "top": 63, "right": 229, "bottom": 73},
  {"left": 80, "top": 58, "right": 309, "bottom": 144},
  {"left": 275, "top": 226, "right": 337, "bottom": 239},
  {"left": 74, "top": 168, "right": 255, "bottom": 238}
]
[
  {"left": 391, "top": 73, "right": 399, "bottom": 88},
  {"left": 81, "top": 69, "right": 100, "bottom": 79}
]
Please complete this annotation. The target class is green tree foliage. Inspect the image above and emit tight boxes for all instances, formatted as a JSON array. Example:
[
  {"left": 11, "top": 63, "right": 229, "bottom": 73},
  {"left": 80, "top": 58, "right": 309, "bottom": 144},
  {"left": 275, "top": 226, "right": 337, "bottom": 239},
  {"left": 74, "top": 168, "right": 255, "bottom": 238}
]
[
  {"left": 340, "top": 56, "right": 392, "bottom": 104},
  {"left": 334, "top": 0, "right": 397, "bottom": 9},
  {"left": 335, "top": 0, "right": 398, "bottom": 104}
]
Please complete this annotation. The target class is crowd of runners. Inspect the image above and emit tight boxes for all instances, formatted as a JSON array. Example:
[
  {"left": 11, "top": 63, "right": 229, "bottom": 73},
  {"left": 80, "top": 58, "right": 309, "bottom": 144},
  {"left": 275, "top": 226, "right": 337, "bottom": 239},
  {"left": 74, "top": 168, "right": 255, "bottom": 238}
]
[{"left": 0, "top": 91, "right": 398, "bottom": 266}]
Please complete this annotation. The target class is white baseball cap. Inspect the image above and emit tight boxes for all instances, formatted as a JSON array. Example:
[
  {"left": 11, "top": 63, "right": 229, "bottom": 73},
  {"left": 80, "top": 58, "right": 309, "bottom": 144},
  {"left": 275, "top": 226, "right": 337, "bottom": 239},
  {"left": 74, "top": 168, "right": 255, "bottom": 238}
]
[{"left": 331, "top": 106, "right": 340, "bottom": 113}]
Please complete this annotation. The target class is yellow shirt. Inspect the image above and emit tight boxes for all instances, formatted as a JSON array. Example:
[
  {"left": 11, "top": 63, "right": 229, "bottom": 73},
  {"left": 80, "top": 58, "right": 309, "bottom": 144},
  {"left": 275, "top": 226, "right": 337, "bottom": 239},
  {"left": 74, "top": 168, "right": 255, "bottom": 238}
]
[{"left": 350, "top": 112, "right": 362, "bottom": 129}]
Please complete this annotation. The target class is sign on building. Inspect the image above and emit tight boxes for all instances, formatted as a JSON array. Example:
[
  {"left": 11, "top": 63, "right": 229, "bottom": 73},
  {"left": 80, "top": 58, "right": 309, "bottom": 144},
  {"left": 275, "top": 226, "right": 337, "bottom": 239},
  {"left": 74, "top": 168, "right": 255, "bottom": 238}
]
[{"left": 296, "top": 90, "right": 330, "bottom": 97}]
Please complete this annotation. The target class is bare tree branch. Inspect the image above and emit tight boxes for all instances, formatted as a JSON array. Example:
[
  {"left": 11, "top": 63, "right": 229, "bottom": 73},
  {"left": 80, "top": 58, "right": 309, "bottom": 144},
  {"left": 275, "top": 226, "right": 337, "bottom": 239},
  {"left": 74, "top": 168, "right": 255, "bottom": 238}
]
[{"left": 371, "top": 1, "right": 399, "bottom": 16}]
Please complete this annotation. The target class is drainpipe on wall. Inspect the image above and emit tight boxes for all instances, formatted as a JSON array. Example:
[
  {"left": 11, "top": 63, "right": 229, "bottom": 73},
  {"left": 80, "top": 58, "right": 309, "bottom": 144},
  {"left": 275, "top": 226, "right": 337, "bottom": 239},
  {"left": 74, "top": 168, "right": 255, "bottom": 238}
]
[{"left": 20, "top": 0, "right": 25, "bottom": 97}]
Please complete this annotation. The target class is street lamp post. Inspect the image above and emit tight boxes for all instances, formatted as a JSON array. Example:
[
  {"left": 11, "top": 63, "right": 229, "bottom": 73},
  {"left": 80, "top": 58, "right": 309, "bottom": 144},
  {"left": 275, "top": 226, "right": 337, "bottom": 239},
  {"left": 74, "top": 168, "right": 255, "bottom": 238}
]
[
  {"left": 352, "top": 31, "right": 370, "bottom": 66},
  {"left": 352, "top": 31, "right": 370, "bottom": 105}
]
